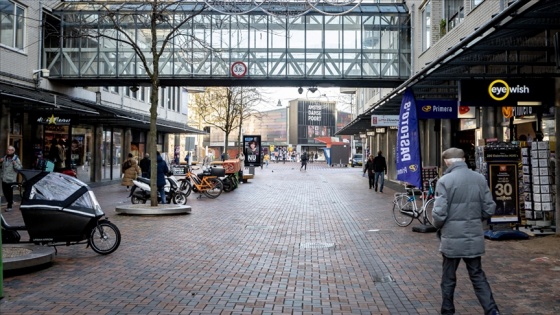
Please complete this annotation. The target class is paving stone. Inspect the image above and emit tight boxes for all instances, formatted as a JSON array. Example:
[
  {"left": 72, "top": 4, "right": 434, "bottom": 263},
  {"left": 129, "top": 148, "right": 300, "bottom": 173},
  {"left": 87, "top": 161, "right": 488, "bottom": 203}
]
[{"left": 1, "top": 163, "right": 559, "bottom": 314}]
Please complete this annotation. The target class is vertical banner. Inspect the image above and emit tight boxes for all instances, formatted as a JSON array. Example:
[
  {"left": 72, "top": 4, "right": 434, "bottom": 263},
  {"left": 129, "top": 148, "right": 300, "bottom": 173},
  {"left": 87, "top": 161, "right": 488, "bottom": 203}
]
[
  {"left": 396, "top": 89, "right": 422, "bottom": 188},
  {"left": 243, "top": 135, "right": 261, "bottom": 167}
]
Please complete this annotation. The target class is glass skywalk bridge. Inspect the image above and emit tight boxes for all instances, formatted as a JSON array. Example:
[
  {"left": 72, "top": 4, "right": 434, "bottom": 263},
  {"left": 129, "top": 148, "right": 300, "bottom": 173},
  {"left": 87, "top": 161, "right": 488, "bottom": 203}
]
[{"left": 45, "top": 1, "right": 410, "bottom": 88}]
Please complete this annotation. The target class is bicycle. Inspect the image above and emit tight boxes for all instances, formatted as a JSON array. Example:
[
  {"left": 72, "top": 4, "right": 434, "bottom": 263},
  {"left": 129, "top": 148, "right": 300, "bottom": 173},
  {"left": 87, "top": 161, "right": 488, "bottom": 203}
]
[
  {"left": 392, "top": 177, "right": 438, "bottom": 227},
  {"left": 179, "top": 165, "right": 224, "bottom": 199}
]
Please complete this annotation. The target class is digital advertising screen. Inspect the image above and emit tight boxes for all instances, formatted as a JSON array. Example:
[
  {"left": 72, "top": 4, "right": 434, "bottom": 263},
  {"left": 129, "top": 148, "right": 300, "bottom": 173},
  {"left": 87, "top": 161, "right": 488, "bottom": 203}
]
[{"left": 243, "top": 135, "right": 261, "bottom": 167}]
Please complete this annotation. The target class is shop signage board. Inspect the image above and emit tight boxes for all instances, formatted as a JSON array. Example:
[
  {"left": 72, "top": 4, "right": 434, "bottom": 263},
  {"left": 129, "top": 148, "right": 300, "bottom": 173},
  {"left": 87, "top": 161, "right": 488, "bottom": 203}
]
[
  {"left": 371, "top": 115, "right": 399, "bottom": 126},
  {"left": 416, "top": 100, "right": 457, "bottom": 119},
  {"left": 484, "top": 142, "right": 521, "bottom": 224},
  {"left": 488, "top": 163, "right": 519, "bottom": 223},
  {"left": 460, "top": 79, "right": 554, "bottom": 106}
]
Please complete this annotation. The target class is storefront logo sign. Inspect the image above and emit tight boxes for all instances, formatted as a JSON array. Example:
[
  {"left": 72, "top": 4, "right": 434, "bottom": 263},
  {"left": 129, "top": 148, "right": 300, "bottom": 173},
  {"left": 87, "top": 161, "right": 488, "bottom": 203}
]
[
  {"left": 37, "top": 114, "right": 71, "bottom": 125},
  {"left": 488, "top": 79, "right": 530, "bottom": 101}
]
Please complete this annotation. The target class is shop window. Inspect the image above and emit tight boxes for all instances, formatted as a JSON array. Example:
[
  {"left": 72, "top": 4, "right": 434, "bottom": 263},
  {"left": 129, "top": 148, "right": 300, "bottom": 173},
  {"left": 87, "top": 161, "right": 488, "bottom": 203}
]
[{"left": 0, "top": 0, "right": 25, "bottom": 50}]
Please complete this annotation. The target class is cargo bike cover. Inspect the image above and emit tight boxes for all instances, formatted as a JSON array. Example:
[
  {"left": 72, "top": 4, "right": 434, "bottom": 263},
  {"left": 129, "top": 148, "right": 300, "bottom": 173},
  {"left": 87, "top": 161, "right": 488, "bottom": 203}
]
[{"left": 19, "top": 171, "right": 104, "bottom": 242}]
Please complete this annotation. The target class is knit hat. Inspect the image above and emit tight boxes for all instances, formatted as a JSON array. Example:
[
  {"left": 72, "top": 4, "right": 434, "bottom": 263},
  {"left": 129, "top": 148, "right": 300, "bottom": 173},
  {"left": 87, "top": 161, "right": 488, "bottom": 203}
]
[{"left": 442, "top": 147, "right": 464, "bottom": 160}]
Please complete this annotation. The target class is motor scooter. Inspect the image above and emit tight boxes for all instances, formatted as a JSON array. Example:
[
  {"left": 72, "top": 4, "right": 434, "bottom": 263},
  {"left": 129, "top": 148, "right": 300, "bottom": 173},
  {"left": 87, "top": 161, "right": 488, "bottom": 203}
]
[
  {"left": 129, "top": 174, "right": 187, "bottom": 205},
  {"left": 1, "top": 170, "right": 121, "bottom": 255}
]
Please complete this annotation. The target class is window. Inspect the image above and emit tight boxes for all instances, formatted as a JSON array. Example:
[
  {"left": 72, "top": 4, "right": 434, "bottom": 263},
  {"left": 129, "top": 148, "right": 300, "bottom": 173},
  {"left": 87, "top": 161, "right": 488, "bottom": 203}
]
[
  {"left": 472, "top": 0, "right": 484, "bottom": 7},
  {"left": 421, "top": 0, "right": 431, "bottom": 51},
  {"left": 446, "top": 0, "right": 464, "bottom": 32},
  {"left": 0, "top": 0, "right": 25, "bottom": 50}
]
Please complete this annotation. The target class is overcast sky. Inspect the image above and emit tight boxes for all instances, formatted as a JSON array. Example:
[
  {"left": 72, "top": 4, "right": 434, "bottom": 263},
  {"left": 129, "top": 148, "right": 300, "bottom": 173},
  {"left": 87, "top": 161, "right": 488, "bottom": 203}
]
[{"left": 257, "top": 87, "right": 352, "bottom": 111}]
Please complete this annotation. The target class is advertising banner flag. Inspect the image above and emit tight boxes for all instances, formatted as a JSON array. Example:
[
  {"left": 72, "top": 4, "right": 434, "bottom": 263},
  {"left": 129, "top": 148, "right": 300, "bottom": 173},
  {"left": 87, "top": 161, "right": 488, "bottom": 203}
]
[{"left": 396, "top": 89, "right": 422, "bottom": 188}]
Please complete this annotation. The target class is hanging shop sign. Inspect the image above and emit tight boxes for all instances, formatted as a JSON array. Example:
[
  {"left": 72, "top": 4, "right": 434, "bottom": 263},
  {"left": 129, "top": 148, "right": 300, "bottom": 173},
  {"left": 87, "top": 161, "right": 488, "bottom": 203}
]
[
  {"left": 375, "top": 128, "right": 386, "bottom": 134},
  {"left": 460, "top": 79, "right": 554, "bottom": 107},
  {"left": 458, "top": 105, "right": 476, "bottom": 119},
  {"left": 416, "top": 100, "right": 457, "bottom": 119},
  {"left": 371, "top": 115, "right": 399, "bottom": 126}
]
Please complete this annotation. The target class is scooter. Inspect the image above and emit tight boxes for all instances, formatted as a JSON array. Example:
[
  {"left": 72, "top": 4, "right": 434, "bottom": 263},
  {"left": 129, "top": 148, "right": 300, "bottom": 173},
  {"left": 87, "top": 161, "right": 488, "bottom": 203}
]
[
  {"left": 1, "top": 170, "right": 121, "bottom": 255},
  {"left": 129, "top": 174, "right": 187, "bottom": 205}
]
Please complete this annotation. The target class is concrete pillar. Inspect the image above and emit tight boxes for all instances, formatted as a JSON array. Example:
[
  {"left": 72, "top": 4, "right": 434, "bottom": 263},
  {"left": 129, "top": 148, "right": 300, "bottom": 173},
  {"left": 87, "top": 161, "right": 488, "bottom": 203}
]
[
  {"left": 0, "top": 106, "right": 9, "bottom": 149},
  {"left": 555, "top": 78, "right": 560, "bottom": 235},
  {"left": 482, "top": 107, "right": 497, "bottom": 140},
  {"left": 93, "top": 125, "right": 103, "bottom": 182},
  {"left": 441, "top": 119, "right": 452, "bottom": 152},
  {"left": 123, "top": 128, "right": 132, "bottom": 159},
  {"left": 387, "top": 130, "right": 397, "bottom": 180}
]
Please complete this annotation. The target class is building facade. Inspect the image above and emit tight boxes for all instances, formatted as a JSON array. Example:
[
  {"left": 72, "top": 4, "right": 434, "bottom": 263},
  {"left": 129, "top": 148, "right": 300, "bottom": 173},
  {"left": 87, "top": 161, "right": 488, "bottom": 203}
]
[{"left": 0, "top": 0, "right": 200, "bottom": 184}]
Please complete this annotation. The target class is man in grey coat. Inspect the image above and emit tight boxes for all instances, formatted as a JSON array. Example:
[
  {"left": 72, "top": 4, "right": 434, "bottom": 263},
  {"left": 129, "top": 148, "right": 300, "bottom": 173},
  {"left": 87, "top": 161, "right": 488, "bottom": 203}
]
[{"left": 433, "top": 147, "right": 499, "bottom": 315}]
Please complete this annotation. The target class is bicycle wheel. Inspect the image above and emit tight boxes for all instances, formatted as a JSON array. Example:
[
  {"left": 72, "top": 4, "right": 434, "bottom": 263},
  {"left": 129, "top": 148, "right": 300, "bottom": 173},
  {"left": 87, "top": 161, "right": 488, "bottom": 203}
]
[
  {"left": 392, "top": 195, "right": 414, "bottom": 227},
  {"left": 89, "top": 220, "right": 121, "bottom": 255},
  {"left": 423, "top": 199, "right": 435, "bottom": 226},
  {"left": 172, "top": 192, "right": 188, "bottom": 205},
  {"left": 204, "top": 178, "right": 223, "bottom": 199},
  {"left": 180, "top": 179, "right": 193, "bottom": 197}
]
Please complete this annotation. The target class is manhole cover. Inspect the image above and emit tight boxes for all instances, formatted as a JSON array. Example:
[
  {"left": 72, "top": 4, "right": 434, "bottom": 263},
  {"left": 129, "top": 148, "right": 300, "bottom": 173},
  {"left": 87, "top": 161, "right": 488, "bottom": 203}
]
[{"left": 300, "top": 242, "right": 336, "bottom": 249}]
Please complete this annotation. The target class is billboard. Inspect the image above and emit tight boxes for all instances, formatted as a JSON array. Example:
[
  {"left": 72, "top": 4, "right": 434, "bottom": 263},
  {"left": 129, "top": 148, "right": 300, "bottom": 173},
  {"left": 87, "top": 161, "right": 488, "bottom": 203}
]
[{"left": 243, "top": 135, "right": 261, "bottom": 167}]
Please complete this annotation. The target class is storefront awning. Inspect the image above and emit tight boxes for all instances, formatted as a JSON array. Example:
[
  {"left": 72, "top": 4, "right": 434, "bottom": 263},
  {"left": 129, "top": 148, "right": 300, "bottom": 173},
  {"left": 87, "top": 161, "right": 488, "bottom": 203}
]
[
  {"left": 74, "top": 101, "right": 206, "bottom": 134},
  {"left": 0, "top": 82, "right": 99, "bottom": 115},
  {"left": 337, "top": 0, "right": 560, "bottom": 135}
]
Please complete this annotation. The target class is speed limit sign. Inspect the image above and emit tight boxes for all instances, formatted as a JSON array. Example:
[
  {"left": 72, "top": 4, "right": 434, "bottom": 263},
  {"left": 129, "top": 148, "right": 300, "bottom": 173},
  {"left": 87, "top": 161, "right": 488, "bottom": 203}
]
[{"left": 231, "top": 61, "right": 247, "bottom": 78}]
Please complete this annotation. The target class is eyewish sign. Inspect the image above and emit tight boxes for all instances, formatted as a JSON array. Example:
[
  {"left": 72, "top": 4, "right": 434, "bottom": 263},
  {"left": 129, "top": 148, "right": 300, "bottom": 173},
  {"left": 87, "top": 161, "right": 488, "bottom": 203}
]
[{"left": 396, "top": 89, "right": 422, "bottom": 188}]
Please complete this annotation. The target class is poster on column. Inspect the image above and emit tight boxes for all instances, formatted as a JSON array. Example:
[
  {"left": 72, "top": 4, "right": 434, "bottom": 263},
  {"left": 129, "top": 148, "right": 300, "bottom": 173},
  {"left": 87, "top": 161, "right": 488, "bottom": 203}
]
[
  {"left": 243, "top": 135, "right": 261, "bottom": 167},
  {"left": 396, "top": 89, "right": 422, "bottom": 188},
  {"left": 488, "top": 163, "right": 519, "bottom": 223}
]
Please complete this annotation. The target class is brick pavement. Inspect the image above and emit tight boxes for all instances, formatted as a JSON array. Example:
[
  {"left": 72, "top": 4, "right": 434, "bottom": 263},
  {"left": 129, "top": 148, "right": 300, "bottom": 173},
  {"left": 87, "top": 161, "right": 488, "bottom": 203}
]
[{"left": 1, "top": 162, "right": 559, "bottom": 314}]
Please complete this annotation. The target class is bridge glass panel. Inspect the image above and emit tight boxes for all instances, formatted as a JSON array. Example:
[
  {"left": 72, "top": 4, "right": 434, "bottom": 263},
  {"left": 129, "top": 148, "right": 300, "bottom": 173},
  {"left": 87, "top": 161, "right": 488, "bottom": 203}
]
[{"left": 47, "top": 3, "right": 410, "bottom": 85}]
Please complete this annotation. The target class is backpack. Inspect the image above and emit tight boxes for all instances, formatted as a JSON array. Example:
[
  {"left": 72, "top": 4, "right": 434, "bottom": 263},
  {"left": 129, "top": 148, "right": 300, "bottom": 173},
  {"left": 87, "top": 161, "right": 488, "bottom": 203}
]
[{"left": 122, "top": 159, "right": 132, "bottom": 172}]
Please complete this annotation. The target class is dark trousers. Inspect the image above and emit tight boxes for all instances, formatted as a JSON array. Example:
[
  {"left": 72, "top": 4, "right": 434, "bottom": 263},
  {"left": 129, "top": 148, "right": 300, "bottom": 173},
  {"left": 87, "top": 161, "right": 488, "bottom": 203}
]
[
  {"left": 2, "top": 181, "right": 15, "bottom": 207},
  {"left": 367, "top": 174, "right": 374, "bottom": 188},
  {"left": 441, "top": 255, "right": 498, "bottom": 315},
  {"left": 300, "top": 161, "right": 307, "bottom": 170}
]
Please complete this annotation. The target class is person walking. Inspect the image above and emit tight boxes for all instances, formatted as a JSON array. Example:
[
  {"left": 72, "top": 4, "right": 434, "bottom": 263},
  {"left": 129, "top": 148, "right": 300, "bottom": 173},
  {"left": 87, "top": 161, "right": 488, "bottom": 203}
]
[
  {"left": 372, "top": 150, "right": 387, "bottom": 192},
  {"left": 362, "top": 154, "right": 375, "bottom": 189},
  {"left": 139, "top": 153, "right": 151, "bottom": 178},
  {"left": 1, "top": 146, "right": 23, "bottom": 212},
  {"left": 264, "top": 153, "right": 270, "bottom": 168},
  {"left": 121, "top": 153, "right": 141, "bottom": 191},
  {"left": 432, "top": 147, "right": 499, "bottom": 315},
  {"left": 156, "top": 151, "right": 169, "bottom": 204},
  {"left": 300, "top": 151, "right": 308, "bottom": 171}
]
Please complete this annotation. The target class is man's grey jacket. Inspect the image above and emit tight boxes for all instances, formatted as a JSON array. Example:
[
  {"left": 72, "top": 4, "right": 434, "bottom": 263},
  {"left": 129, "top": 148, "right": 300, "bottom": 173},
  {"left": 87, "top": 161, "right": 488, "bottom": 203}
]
[{"left": 433, "top": 161, "right": 496, "bottom": 258}]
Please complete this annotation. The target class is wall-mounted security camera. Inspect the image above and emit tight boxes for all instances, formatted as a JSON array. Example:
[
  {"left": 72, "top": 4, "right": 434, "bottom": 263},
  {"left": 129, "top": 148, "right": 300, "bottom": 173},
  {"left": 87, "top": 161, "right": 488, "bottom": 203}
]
[
  {"left": 298, "top": 87, "right": 303, "bottom": 94},
  {"left": 130, "top": 86, "right": 139, "bottom": 92}
]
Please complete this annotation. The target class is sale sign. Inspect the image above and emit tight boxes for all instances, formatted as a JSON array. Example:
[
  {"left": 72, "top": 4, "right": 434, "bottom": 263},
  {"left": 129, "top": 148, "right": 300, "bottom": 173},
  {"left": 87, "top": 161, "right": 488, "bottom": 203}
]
[{"left": 488, "top": 163, "right": 519, "bottom": 223}]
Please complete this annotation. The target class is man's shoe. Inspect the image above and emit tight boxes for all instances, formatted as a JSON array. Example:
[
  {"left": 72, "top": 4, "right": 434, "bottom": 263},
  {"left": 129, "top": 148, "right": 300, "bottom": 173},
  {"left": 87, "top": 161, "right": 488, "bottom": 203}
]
[
  {"left": 491, "top": 310, "right": 500, "bottom": 315},
  {"left": 6, "top": 207, "right": 13, "bottom": 212}
]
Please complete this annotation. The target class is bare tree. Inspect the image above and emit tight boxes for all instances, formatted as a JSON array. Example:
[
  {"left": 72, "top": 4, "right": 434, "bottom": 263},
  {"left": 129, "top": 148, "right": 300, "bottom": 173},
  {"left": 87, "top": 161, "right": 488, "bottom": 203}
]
[
  {"left": 192, "top": 87, "right": 262, "bottom": 159},
  {"left": 66, "top": 0, "right": 207, "bottom": 206}
]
